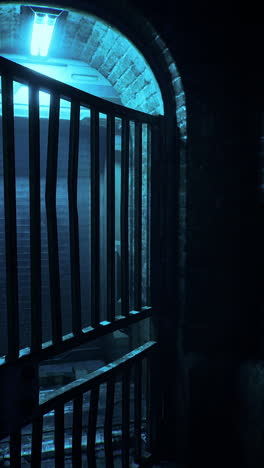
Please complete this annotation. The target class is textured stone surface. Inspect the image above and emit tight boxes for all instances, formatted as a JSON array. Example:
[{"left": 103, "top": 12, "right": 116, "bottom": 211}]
[{"left": 0, "top": 4, "right": 170, "bottom": 118}]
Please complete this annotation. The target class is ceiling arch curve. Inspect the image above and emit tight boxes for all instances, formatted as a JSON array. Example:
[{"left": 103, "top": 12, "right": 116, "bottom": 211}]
[{"left": 0, "top": 3, "right": 164, "bottom": 115}]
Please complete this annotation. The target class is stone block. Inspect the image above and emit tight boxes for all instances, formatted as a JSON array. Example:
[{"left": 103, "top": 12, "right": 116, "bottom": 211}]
[
  {"left": 114, "top": 67, "right": 138, "bottom": 94},
  {"left": 108, "top": 53, "right": 132, "bottom": 84}
]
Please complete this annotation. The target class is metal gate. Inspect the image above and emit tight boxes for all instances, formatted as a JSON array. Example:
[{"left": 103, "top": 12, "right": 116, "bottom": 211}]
[{"left": 0, "top": 56, "right": 162, "bottom": 467}]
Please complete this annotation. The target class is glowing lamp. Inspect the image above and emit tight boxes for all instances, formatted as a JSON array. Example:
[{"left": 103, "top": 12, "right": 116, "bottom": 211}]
[{"left": 30, "top": 12, "right": 57, "bottom": 57}]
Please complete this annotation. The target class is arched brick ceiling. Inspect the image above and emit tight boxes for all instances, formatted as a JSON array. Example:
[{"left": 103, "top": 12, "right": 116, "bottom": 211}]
[{"left": 0, "top": 3, "right": 165, "bottom": 115}]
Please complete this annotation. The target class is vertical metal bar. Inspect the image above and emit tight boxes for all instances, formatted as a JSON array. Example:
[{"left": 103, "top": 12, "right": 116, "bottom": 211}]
[
  {"left": 31, "top": 415, "right": 43, "bottom": 467},
  {"left": 134, "top": 359, "right": 142, "bottom": 461},
  {"left": 122, "top": 368, "right": 130, "bottom": 468},
  {"left": 45, "top": 93, "right": 62, "bottom": 344},
  {"left": 29, "top": 85, "right": 42, "bottom": 352},
  {"left": 87, "top": 385, "right": 100, "bottom": 467},
  {"left": 1, "top": 76, "right": 19, "bottom": 360},
  {"left": 68, "top": 101, "right": 82, "bottom": 336},
  {"left": 72, "top": 395, "right": 83, "bottom": 467},
  {"left": 10, "top": 430, "right": 21, "bottom": 467},
  {"left": 150, "top": 120, "right": 162, "bottom": 327},
  {"left": 146, "top": 349, "right": 161, "bottom": 459},
  {"left": 146, "top": 124, "right": 151, "bottom": 306},
  {"left": 106, "top": 114, "right": 115, "bottom": 322},
  {"left": 121, "top": 119, "right": 129, "bottom": 317},
  {"left": 147, "top": 354, "right": 154, "bottom": 453},
  {"left": 55, "top": 403, "right": 64, "bottom": 467},
  {"left": 134, "top": 121, "right": 142, "bottom": 311},
  {"left": 90, "top": 109, "right": 100, "bottom": 328},
  {"left": 149, "top": 121, "right": 163, "bottom": 460},
  {"left": 104, "top": 378, "right": 115, "bottom": 468}
]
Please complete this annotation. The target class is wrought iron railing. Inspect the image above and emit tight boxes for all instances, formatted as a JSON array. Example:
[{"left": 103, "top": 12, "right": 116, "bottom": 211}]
[
  {"left": 0, "top": 342, "right": 158, "bottom": 466},
  {"left": 0, "top": 56, "right": 162, "bottom": 466}
]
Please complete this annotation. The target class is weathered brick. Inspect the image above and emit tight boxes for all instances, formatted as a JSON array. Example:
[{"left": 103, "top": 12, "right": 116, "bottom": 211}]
[
  {"left": 108, "top": 52, "right": 133, "bottom": 84},
  {"left": 83, "top": 23, "right": 109, "bottom": 62},
  {"left": 90, "top": 29, "right": 115, "bottom": 69},
  {"left": 114, "top": 67, "right": 138, "bottom": 94},
  {"left": 176, "top": 92, "right": 186, "bottom": 108},
  {"left": 172, "top": 75, "right": 183, "bottom": 93}
]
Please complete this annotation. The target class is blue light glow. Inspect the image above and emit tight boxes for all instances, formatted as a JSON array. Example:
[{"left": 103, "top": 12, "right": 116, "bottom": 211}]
[{"left": 30, "top": 13, "right": 56, "bottom": 57}]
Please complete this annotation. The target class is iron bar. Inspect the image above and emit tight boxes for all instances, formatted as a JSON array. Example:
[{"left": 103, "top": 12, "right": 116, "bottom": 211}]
[
  {"left": 104, "top": 378, "right": 115, "bottom": 468},
  {"left": 134, "top": 358, "right": 142, "bottom": 461},
  {"left": 122, "top": 368, "right": 130, "bottom": 468},
  {"left": 121, "top": 119, "right": 129, "bottom": 317},
  {"left": 90, "top": 109, "right": 100, "bottom": 327},
  {"left": 1, "top": 75, "right": 19, "bottom": 360},
  {"left": 55, "top": 403, "right": 64, "bottom": 467},
  {"left": 68, "top": 101, "right": 82, "bottom": 336},
  {"left": 146, "top": 124, "right": 152, "bottom": 306},
  {"left": 31, "top": 415, "right": 43, "bottom": 467},
  {"left": 150, "top": 120, "right": 162, "bottom": 319},
  {"left": 72, "top": 394, "right": 83, "bottom": 467},
  {"left": 29, "top": 85, "right": 42, "bottom": 352},
  {"left": 45, "top": 93, "right": 62, "bottom": 344},
  {"left": 134, "top": 121, "right": 142, "bottom": 311},
  {"left": 87, "top": 385, "right": 99, "bottom": 467},
  {"left": 106, "top": 113, "right": 115, "bottom": 322},
  {"left": 10, "top": 430, "right": 21, "bottom": 467},
  {"left": 146, "top": 347, "right": 161, "bottom": 458}
]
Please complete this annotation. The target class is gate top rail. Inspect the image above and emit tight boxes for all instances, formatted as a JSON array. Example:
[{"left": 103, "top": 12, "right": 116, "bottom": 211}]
[{"left": 0, "top": 56, "right": 161, "bottom": 123}]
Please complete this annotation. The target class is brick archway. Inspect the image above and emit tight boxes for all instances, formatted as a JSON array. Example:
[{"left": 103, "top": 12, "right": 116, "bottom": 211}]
[
  {"left": 0, "top": 1, "right": 189, "bottom": 457},
  {"left": 0, "top": 1, "right": 187, "bottom": 138}
]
